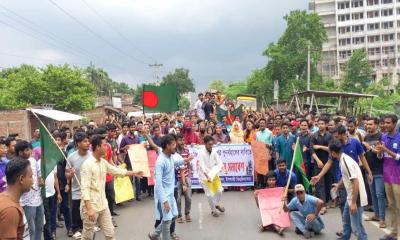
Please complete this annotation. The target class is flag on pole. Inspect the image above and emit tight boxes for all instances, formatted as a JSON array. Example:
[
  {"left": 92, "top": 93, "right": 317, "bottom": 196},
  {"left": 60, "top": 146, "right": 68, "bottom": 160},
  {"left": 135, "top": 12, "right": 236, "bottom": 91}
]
[
  {"left": 39, "top": 121, "right": 64, "bottom": 180},
  {"left": 293, "top": 139, "right": 310, "bottom": 191},
  {"left": 142, "top": 84, "right": 179, "bottom": 113}
]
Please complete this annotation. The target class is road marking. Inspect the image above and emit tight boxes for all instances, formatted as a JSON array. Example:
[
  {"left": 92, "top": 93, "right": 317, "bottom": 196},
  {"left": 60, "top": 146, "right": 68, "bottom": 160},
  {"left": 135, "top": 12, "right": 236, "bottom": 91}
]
[
  {"left": 198, "top": 202, "right": 203, "bottom": 230},
  {"left": 363, "top": 213, "right": 390, "bottom": 235}
]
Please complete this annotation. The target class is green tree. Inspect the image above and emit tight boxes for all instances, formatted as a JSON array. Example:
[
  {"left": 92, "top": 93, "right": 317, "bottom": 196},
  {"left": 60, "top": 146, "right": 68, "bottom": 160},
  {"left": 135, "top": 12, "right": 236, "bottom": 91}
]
[
  {"left": 263, "top": 10, "right": 327, "bottom": 99},
  {"left": 42, "top": 64, "right": 96, "bottom": 112},
  {"left": 225, "top": 81, "right": 249, "bottom": 99},
  {"left": 160, "top": 68, "right": 195, "bottom": 97},
  {"left": 246, "top": 68, "right": 273, "bottom": 103},
  {"left": 342, "top": 49, "right": 373, "bottom": 93},
  {"left": 84, "top": 63, "right": 113, "bottom": 96},
  {"left": 178, "top": 97, "right": 190, "bottom": 110},
  {"left": 208, "top": 80, "right": 227, "bottom": 93}
]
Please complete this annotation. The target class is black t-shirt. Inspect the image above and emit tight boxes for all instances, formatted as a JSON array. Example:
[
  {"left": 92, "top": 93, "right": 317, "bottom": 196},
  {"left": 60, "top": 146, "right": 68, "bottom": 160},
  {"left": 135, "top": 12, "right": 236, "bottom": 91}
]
[
  {"left": 364, "top": 132, "right": 383, "bottom": 175},
  {"left": 311, "top": 131, "right": 333, "bottom": 163}
]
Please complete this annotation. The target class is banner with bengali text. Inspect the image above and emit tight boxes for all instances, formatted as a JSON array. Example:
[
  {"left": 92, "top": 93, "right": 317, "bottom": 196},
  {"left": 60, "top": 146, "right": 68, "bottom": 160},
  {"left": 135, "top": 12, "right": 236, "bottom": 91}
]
[{"left": 188, "top": 144, "right": 254, "bottom": 189}]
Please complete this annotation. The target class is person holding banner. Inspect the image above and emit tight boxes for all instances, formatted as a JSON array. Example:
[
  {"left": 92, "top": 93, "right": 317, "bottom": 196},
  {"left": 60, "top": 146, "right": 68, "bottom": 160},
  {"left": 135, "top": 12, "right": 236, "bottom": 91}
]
[
  {"left": 198, "top": 136, "right": 226, "bottom": 217},
  {"left": 283, "top": 184, "right": 325, "bottom": 239},
  {"left": 254, "top": 171, "right": 286, "bottom": 235}
]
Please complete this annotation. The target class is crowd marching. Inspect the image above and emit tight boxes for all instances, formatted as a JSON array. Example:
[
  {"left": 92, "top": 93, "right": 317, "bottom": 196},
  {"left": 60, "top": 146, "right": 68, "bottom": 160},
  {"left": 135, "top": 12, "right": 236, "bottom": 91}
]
[{"left": 0, "top": 91, "right": 399, "bottom": 240}]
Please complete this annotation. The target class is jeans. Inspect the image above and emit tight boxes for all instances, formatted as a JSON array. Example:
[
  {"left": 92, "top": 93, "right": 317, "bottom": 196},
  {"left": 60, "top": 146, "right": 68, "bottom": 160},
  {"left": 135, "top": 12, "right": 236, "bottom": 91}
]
[
  {"left": 71, "top": 199, "right": 83, "bottom": 232},
  {"left": 369, "top": 175, "right": 386, "bottom": 220},
  {"left": 105, "top": 180, "right": 115, "bottom": 214},
  {"left": 43, "top": 194, "right": 57, "bottom": 240},
  {"left": 177, "top": 177, "right": 192, "bottom": 217},
  {"left": 314, "top": 166, "right": 334, "bottom": 203},
  {"left": 342, "top": 201, "right": 368, "bottom": 240},
  {"left": 23, "top": 205, "right": 44, "bottom": 240},
  {"left": 152, "top": 220, "right": 172, "bottom": 240},
  {"left": 134, "top": 177, "right": 141, "bottom": 199},
  {"left": 60, "top": 191, "right": 71, "bottom": 230},
  {"left": 289, "top": 211, "right": 324, "bottom": 234}
]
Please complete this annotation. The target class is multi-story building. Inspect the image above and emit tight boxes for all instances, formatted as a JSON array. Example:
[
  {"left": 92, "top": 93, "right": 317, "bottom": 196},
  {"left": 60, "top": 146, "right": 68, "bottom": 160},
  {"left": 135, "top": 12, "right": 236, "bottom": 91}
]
[{"left": 310, "top": 0, "right": 400, "bottom": 87}]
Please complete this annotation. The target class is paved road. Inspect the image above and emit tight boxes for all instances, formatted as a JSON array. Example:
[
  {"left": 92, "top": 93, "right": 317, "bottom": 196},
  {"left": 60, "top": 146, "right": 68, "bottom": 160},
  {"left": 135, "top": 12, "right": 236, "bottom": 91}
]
[{"left": 57, "top": 191, "right": 386, "bottom": 240}]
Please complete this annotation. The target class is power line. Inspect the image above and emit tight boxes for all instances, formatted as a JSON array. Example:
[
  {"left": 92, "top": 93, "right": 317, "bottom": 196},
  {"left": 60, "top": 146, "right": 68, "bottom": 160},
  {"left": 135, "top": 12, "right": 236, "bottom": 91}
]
[
  {"left": 47, "top": 0, "right": 149, "bottom": 66},
  {"left": 78, "top": 0, "right": 156, "bottom": 62},
  {"left": 0, "top": 51, "right": 88, "bottom": 65}
]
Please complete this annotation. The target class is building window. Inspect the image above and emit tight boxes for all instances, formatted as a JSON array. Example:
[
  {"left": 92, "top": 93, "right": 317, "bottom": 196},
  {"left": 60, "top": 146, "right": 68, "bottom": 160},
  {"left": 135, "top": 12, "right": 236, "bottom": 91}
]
[
  {"left": 397, "top": 8, "right": 400, "bottom": 15},
  {"left": 368, "top": 47, "right": 381, "bottom": 55},
  {"left": 339, "top": 50, "right": 352, "bottom": 59},
  {"left": 367, "top": 10, "right": 380, "bottom": 18},
  {"left": 339, "top": 26, "right": 351, "bottom": 34},
  {"left": 381, "top": 9, "right": 393, "bottom": 16},
  {"left": 382, "top": 0, "right": 393, "bottom": 3},
  {"left": 382, "top": 21, "right": 394, "bottom": 29},
  {"left": 382, "top": 34, "right": 394, "bottom": 41},
  {"left": 369, "top": 60, "right": 381, "bottom": 68},
  {"left": 338, "top": 14, "right": 351, "bottom": 21},
  {"left": 368, "top": 0, "right": 379, "bottom": 5},
  {"left": 352, "top": 25, "right": 364, "bottom": 32},
  {"left": 352, "top": 12, "right": 364, "bottom": 20},
  {"left": 368, "top": 23, "right": 380, "bottom": 30},
  {"left": 338, "top": 1, "right": 350, "bottom": 9},
  {"left": 352, "top": 37, "right": 365, "bottom": 44},
  {"left": 368, "top": 35, "right": 380, "bottom": 43},
  {"left": 339, "top": 38, "right": 351, "bottom": 46},
  {"left": 352, "top": 0, "right": 363, "bottom": 7},
  {"left": 382, "top": 46, "right": 395, "bottom": 54}
]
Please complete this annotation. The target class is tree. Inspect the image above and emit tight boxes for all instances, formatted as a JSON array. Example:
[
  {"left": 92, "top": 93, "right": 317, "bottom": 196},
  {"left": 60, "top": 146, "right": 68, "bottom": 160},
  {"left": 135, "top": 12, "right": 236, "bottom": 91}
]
[
  {"left": 263, "top": 10, "right": 327, "bottom": 100},
  {"left": 246, "top": 68, "right": 273, "bottom": 103},
  {"left": 342, "top": 49, "right": 373, "bottom": 93},
  {"left": 84, "top": 63, "right": 113, "bottom": 96},
  {"left": 178, "top": 97, "right": 190, "bottom": 110},
  {"left": 208, "top": 80, "right": 226, "bottom": 93},
  {"left": 160, "top": 68, "right": 195, "bottom": 97},
  {"left": 225, "top": 81, "right": 249, "bottom": 99},
  {"left": 42, "top": 64, "right": 96, "bottom": 112}
]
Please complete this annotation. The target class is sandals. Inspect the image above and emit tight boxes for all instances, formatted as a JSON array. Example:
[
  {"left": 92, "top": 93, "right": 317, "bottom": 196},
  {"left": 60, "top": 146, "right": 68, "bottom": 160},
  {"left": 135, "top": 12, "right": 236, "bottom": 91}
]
[
  {"left": 170, "top": 233, "right": 180, "bottom": 240},
  {"left": 185, "top": 215, "right": 192, "bottom": 222},
  {"left": 320, "top": 207, "right": 327, "bottom": 215},
  {"left": 365, "top": 215, "right": 379, "bottom": 222},
  {"left": 379, "top": 221, "right": 387, "bottom": 228},
  {"left": 176, "top": 217, "right": 184, "bottom": 223}
]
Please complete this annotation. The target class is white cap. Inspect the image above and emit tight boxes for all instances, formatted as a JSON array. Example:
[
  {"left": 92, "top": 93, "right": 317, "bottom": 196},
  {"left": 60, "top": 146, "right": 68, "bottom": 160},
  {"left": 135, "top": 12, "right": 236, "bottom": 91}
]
[{"left": 294, "top": 184, "right": 305, "bottom": 193}]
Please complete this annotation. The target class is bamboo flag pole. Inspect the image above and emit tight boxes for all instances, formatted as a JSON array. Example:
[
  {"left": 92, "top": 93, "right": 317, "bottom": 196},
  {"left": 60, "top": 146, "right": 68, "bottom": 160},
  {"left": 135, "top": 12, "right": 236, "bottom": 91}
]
[
  {"left": 30, "top": 109, "right": 81, "bottom": 187},
  {"left": 280, "top": 137, "right": 299, "bottom": 211}
]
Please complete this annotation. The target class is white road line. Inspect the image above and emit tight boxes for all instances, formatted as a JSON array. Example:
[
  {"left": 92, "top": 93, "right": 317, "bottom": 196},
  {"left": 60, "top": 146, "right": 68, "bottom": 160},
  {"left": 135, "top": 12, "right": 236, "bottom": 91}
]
[
  {"left": 198, "top": 202, "right": 203, "bottom": 230},
  {"left": 363, "top": 213, "right": 391, "bottom": 235}
]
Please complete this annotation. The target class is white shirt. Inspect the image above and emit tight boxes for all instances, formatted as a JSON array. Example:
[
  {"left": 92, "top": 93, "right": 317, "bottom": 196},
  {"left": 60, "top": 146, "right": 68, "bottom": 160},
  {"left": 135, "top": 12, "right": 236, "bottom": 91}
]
[
  {"left": 20, "top": 158, "right": 42, "bottom": 207},
  {"left": 195, "top": 100, "right": 205, "bottom": 120},
  {"left": 45, "top": 167, "right": 57, "bottom": 198},
  {"left": 340, "top": 153, "right": 368, "bottom": 207},
  {"left": 198, "top": 147, "right": 223, "bottom": 181}
]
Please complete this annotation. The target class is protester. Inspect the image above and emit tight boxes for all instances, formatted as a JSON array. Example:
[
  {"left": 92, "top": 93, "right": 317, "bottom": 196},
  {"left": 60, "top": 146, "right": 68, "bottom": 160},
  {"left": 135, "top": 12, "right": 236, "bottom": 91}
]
[
  {"left": 229, "top": 121, "right": 244, "bottom": 144},
  {"left": 274, "top": 160, "right": 297, "bottom": 201},
  {"left": 0, "top": 138, "right": 9, "bottom": 193},
  {"left": 213, "top": 124, "right": 230, "bottom": 144},
  {"left": 274, "top": 122, "right": 295, "bottom": 167},
  {"left": 17, "top": 140, "right": 44, "bottom": 240},
  {"left": 80, "top": 134, "right": 143, "bottom": 240},
  {"left": 198, "top": 136, "right": 225, "bottom": 217},
  {"left": 254, "top": 170, "right": 286, "bottom": 235},
  {"left": 195, "top": 93, "right": 205, "bottom": 120},
  {"left": 283, "top": 184, "right": 325, "bottom": 239},
  {"left": 244, "top": 120, "right": 256, "bottom": 143},
  {"left": 376, "top": 114, "right": 400, "bottom": 240},
  {"left": 149, "top": 134, "right": 190, "bottom": 240},
  {"left": 0, "top": 157, "right": 32, "bottom": 240}
]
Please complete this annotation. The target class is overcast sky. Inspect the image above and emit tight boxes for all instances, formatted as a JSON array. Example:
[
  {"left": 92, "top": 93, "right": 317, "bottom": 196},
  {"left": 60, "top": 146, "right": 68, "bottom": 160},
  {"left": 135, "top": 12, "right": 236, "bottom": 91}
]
[{"left": 0, "top": 0, "right": 308, "bottom": 91}]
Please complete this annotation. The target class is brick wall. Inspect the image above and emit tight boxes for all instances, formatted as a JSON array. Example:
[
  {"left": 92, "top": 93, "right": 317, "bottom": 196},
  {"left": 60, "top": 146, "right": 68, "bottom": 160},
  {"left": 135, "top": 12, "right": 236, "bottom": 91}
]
[{"left": 0, "top": 110, "right": 30, "bottom": 139}]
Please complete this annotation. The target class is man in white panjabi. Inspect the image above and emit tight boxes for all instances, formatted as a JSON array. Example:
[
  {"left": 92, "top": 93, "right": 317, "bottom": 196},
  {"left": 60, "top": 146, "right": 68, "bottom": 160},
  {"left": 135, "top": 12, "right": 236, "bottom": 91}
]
[{"left": 198, "top": 136, "right": 225, "bottom": 217}]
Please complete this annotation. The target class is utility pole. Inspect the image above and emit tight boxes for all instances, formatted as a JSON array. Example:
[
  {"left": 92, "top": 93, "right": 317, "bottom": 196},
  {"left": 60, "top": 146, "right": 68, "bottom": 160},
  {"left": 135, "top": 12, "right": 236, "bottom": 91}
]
[
  {"left": 149, "top": 63, "right": 163, "bottom": 84},
  {"left": 307, "top": 44, "right": 311, "bottom": 105}
]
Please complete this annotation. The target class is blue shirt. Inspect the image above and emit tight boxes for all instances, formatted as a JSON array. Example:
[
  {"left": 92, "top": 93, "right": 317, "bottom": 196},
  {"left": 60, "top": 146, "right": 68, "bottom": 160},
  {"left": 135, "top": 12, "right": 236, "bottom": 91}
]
[
  {"left": 256, "top": 129, "right": 273, "bottom": 145},
  {"left": 287, "top": 194, "right": 324, "bottom": 228},
  {"left": 274, "top": 169, "right": 297, "bottom": 189},
  {"left": 0, "top": 157, "right": 9, "bottom": 193},
  {"left": 274, "top": 134, "right": 296, "bottom": 167},
  {"left": 154, "top": 152, "right": 185, "bottom": 221},
  {"left": 342, "top": 138, "right": 364, "bottom": 164}
]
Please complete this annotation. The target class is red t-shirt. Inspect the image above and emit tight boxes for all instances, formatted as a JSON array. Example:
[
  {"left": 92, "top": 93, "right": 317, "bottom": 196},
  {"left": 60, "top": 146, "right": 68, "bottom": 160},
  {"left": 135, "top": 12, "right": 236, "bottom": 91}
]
[{"left": 105, "top": 143, "right": 113, "bottom": 183}]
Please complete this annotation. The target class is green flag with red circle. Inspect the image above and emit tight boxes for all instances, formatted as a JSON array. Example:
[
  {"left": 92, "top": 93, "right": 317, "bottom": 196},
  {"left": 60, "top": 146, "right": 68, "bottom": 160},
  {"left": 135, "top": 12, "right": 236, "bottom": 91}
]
[{"left": 142, "top": 84, "right": 179, "bottom": 112}]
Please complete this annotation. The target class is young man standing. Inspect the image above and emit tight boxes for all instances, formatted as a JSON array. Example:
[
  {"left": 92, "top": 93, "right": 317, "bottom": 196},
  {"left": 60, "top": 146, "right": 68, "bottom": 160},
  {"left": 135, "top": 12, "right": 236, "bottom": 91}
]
[
  {"left": 0, "top": 157, "right": 33, "bottom": 240},
  {"left": 198, "top": 136, "right": 225, "bottom": 217},
  {"left": 80, "top": 134, "right": 143, "bottom": 240},
  {"left": 362, "top": 117, "right": 386, "bottom": 228},
  {"left": 275, "top": 123, "right": 295, "bottom": 167},
  {"left": 195, "top": 93, "right": 205, "bottom": 120},
  {"left": 328, "top": 140, "right": 368, "bottom": 240},
  {"left": 66, "top": 132, "right": 91, "bottom": 239},
  {"left": 283, "top": 184, "right": 325, "bottom": 239},
  {"left": 376, "top": 114, "right": 400, "bottom": 240},
  {"left": 149, "top": 134, "right": 190, "bottom": 240},
  {"left": 16, "top": 140, "right": 44, "bottom": 240}
]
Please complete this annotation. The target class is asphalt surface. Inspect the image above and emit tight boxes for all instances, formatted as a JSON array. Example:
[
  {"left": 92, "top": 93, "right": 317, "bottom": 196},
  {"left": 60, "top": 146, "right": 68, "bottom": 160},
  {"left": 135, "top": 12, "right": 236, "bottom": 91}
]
[{"left": 57, "top": 191, "right": 387, "bottom": 240}]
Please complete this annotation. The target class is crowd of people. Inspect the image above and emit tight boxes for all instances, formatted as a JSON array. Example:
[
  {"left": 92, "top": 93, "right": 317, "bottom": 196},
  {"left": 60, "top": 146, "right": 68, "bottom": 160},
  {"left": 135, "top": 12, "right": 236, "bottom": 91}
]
[{"left": 0, "top": 91, "right": 399, "bottom": 240}]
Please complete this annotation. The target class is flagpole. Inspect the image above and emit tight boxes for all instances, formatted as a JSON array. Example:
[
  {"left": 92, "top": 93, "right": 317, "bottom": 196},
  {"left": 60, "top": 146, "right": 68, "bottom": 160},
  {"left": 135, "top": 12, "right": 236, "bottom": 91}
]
[
  {"left": 281, "top": 137, "right": 299, "bottom": 210},
  {"left": 29, "top": 109, "right": 81, "bottom": 187}
]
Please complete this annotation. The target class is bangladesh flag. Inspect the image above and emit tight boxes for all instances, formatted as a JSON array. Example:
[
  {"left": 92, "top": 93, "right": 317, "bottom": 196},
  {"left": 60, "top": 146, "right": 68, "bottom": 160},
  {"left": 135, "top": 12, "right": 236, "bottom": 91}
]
[
  {"left": 39, "top": 121, "right": 64, "bottom": 180},
  {"left": 293, "top": 139, "right": 310, "bottom": 191},
  {"left": 142, "top": 84, "right": 179, "bottom": 113}
]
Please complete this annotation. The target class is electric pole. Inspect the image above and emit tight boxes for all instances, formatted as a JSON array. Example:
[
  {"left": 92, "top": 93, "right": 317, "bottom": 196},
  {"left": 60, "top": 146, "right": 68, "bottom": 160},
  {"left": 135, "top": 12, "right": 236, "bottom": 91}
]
[
  {"left": 307, "top": 44, "right": 311, "bottom": 105},
  {"left": 149, "top": 63, "right": 163, "bottom": 84}
]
